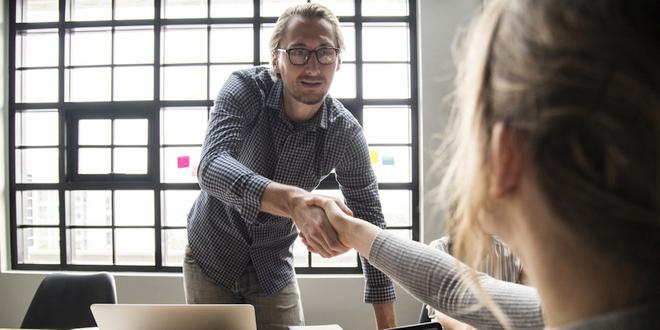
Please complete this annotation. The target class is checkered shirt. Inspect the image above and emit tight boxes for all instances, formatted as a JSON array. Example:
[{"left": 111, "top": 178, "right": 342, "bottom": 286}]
[{"left": 187, "top": 66, "right": 396, "bottom": 303}]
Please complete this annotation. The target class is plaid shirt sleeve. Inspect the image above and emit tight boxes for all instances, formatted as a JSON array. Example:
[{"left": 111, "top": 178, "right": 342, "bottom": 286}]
[
  {"left": 197, "top": 72, "right": 272, "bottom": 224},
  {"left": 335, "top": 130, "right": 396, "bottom": 304}
]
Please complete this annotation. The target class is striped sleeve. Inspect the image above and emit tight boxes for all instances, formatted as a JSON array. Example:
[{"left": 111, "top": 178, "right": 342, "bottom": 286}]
[{"left": 369, "top": 231, "right": 545, "bottom": 329}]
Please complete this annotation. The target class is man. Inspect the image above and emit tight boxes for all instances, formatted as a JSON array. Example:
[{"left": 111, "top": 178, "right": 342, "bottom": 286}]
[{"left": 183, "top": 3, "right": 397, "bottom": 329}]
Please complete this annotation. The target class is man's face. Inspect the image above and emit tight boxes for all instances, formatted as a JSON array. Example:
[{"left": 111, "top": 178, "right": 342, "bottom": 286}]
[{"left": 273, "top": 16, "right": 340, "bottom": 107}]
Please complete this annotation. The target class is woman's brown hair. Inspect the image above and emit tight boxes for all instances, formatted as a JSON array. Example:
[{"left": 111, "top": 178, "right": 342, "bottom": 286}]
[{"left": 442, "top": 0, "right": 660, "bottom": 326}]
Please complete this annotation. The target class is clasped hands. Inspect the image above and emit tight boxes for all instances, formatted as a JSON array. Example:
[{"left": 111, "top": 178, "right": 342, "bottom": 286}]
[{"left": 290, "top": 194, "right": 357, "bottom": 258}]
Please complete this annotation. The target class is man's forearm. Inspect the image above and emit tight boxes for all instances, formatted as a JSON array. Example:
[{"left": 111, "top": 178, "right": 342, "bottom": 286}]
[
  {"left": 373, "top": 302, "right": 396, "bottom": 329},
  {"left": 260, "top": 182, "right": 307, "bottom": 218}
]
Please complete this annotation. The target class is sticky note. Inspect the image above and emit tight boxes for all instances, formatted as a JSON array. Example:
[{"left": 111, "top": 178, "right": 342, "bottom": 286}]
[
  {"left": 177, "top": 156, "right": 190, "bottom": 168},
  {"left": 382, "top": 156, "right": 395, "bottom": 166},
  {"left": 369, "top": 150, "right": 379, "bottom": 164}
]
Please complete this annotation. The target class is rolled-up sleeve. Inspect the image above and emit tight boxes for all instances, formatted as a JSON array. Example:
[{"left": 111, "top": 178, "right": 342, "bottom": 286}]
[
  {"left": 197, "top": 72, "right": 273, "bottom": 224},
  {"left": 335, "top": 131, "right": 396, "bottom": 304}
]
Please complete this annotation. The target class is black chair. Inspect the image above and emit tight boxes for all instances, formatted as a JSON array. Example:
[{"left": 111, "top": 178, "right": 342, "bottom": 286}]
[{"left": 21, "top": 272, "right": 117, "bottom": 329}]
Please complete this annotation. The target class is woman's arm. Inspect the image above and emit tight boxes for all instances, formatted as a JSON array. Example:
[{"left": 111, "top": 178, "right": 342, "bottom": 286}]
[{"left": 307, "top": 196, "right": 545, "bottom": 329}]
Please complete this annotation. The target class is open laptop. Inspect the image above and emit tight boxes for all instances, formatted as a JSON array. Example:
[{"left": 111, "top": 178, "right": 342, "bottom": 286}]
[{"left": 91, "top": 304, "right": 257, "bottom": 330}]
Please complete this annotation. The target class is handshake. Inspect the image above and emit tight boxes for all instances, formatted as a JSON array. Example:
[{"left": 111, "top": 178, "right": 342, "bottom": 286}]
[{"left": 291, "top": 194, "right": 371, "bottom": 258}]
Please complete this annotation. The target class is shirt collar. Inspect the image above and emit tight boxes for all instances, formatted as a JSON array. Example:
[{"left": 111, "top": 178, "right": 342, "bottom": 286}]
[{"left": 267, "top": 78, "right": 329, "bottom": 131}]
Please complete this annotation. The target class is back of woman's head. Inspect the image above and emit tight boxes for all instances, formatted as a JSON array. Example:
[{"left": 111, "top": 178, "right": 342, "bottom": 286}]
[{"left": 446, "top": 0, "right": 660, "bottom": 282}]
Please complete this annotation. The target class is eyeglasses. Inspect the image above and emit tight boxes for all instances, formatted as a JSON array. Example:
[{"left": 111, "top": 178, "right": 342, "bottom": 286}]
[{"left": 276, "top": 47, "right": 340, "bottom": 65}]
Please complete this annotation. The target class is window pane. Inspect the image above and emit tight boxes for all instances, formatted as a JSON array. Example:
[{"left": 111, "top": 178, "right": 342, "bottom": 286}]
[
  {"left": 210, "top": 0, "right": 252, "bottom": 18},
  {"left": 114, "top": 119, "right": 149, "bottom": 145},
  {"left": 115, "top": 0, "right": 154, "bottom": 20},
  {"left": 339, "top": 23, "right": 355, "bottom": 62},
  {"left": 68, "top": 0, "right": 112, "bottom": 21},
  {"left": 68, "top": 190, "right": 112, "bottom": 226},
  {"left": 369, "top": 146, "right": 410, "bottom": 183},
  {"left": 163, "top": 0, "right": 207, "bottom": 18},
  {"left": 115, "top": 190, "right": 154, "bottom": 226},
  {"left": 18, "top": 228, "right": 59, "bottom": 264},
  {"left": 16, "top": 29, "right": 58, "bottom": 68},
  {"left": 362, "top": 0, "right": 408, "bottom": 16},
  {"left": 113, "top": 66, "right": 154, "bottom": 101},
  {"left": 16, "top": 69, "right": 58, "bottom": 103},
  {"left": 70, "top": 229, "right": 112, "bottom": 264},
  {"left": 363, "top": 64, "right": 409, "bottom": 99},
  {"left": 114, "top": 148, "right": 148, "bottom": 174},
  {"left": 115, "top": 228, "right": 154, "bottom": 265},
  {"left": 79, "top": 148, "right": 111, "bottom": 174},
  {"left": 162, "top": 229, "right": 187, "bottom": 266},
  {"left": 114, "top": 27, "right": 154, "bottom": 64},
  {"left": 261, "top": 0, "right": 300, "bottom": 17},
  {"left": 209, "top": 65, "right": 251, "bottom": 101},
  {"left": 380, "top": 190, "right": 411, "bottom": 227},
  {"left": 15, "top": 110, "right": 58, "bottom": 147},
  {"left": 310, "top": 0, "right": 354, "bottom": 16},
  {"left": 210, "top": 25, "right": 253, "bottom": 63},
  {"left": 363, "top": 106, "right": 410, "bottom": 144},
  {"left": 68, "top": 28, "right": 112, "bottom": 66},
  {"left": 162, "top": 25, "right": 208, "bottom": 64},
  {"left": 363, "top": 23, "right": 409, "bottom": 61},
  {"left": 161, "top": 66, "right": 207, "bottom": 100},
  {"left": 18, "top": 0, "right": 59, "bottom": 23},
  {"left": 79, "top": 119, "right": 111, "bottom": 145},
  {"left": 66, "top": 67, "right": 112, "bottom": 102},
  {"left": 16, "top": 148, "right": 59, "bottom": 184},
  {"left": 329, "top": 63, "right": 355, "bottom": 99},
  {"left": 161, "top": 107, "right": 208, "bottom": 145},
  {"left": 162, "top": 190, "right": 199, "bottom": 226},
  {"left": 293, "top": 236, "right": 309, "bottom": 267},
  {"left": 311, "top": 249, "right": 358, "bottom": 267},
  {"left": 17, "top": 190, "right": 59, "bottom": 225},
  {"left": 161, "top": 147, "right": 201, "bottom": 183},
  {"left": 260, "top": 24, "right": 275, "bottom": 64}
]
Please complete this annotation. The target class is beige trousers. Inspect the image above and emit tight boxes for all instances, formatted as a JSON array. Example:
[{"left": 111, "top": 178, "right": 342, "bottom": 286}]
[{"left": 183, "top": 246, "right": 304, "bottom": 330}]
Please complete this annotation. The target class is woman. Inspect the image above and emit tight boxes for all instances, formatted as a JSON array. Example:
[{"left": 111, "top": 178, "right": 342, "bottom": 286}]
[{"left": 309, "top": 0, "right": 660, "bottom": 329}]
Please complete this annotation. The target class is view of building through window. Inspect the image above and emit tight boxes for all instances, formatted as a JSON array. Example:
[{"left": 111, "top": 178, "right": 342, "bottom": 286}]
[{"left": 10, "top": 0, "right": 418, "bottom": 273}]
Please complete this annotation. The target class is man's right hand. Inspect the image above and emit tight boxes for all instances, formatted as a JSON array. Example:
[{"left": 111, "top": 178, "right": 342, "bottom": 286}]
[
  {"left": 260, "top": 182, "right": 351, "bottom": 258},
  {"left": 290, "top": 200, "right": 350, "bottom": 258}
]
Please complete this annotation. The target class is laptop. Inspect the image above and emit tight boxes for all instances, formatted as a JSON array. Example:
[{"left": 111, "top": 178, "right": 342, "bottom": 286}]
[{"left": 90, "top": 304, "right": 257, "bottom": 330}]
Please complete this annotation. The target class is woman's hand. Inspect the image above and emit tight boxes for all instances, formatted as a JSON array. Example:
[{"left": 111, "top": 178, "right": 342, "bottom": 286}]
[
  {"left": 303, "top": 195, "right": 354, "bottom": 248},
  {"left": 306, "top": 195, "right": 383, "bottom": 257}
]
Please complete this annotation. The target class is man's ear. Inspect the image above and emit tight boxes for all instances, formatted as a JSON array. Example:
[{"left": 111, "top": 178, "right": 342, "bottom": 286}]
[
  {"left": 272, "top": 53, "right": 280, "bottom": 74},
  {"left": 336, "top": 55, "right": 341, "bottom": 72},
  {"left": 489, "top": 122, "right": 524, "bottom": 198}
]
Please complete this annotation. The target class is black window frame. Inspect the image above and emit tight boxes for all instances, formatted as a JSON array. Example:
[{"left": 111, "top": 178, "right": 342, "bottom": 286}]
[{"left": 8, "top": 0, "right": 419, "bottom": 274}]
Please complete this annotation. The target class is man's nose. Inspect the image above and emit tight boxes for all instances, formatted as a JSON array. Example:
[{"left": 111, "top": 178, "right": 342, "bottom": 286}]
[{"left": 304, "top": 54, "right": 322, "bottom": 74}]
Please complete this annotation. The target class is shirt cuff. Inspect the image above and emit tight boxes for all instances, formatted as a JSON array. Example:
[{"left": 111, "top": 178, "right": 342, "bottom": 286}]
[
  {"left": 364, "top": 284, "right": 396, "bottom": 304},
  {"left": 240, "top": 174, "right": 272, "bottom": 223}
]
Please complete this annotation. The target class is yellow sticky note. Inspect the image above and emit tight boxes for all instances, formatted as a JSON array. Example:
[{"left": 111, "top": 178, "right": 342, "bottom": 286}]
[{"left": 369, "top": 150, "right": 379, "bottom": 164}]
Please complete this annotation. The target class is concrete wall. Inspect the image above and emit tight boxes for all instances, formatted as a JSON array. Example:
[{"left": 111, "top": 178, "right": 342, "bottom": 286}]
[{"left": 0, "top": 1, "right": 479, "bottom": 329}]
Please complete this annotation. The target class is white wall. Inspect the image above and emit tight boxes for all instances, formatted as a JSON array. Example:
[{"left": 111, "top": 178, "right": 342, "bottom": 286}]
[{"left": 0, "top": 1, "right": 480, "bottom": 329}]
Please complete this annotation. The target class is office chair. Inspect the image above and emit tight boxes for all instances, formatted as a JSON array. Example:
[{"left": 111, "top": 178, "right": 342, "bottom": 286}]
[{"left": 21, "top": 272, "right": 117, "bottom": 329}]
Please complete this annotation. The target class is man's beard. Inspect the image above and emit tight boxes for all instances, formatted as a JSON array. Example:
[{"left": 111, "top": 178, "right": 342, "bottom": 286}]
[{"left": 292, "top": 91, "right": 326, "bottom": 105}]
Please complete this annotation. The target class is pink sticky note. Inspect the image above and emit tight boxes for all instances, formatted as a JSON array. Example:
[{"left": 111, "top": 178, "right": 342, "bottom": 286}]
[{"left": 177, "top": 156, "right": 190, "bottom": 168}]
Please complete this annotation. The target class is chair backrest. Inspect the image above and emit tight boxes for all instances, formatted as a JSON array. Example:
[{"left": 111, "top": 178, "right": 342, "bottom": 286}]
[{"left": 21, "top": 272, "right": 117, "bottom": 329}]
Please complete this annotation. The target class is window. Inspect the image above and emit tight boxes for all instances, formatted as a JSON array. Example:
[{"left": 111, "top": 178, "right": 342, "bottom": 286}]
[{"left": 9, "top": 0, "right": 418, "bottom": 273}]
